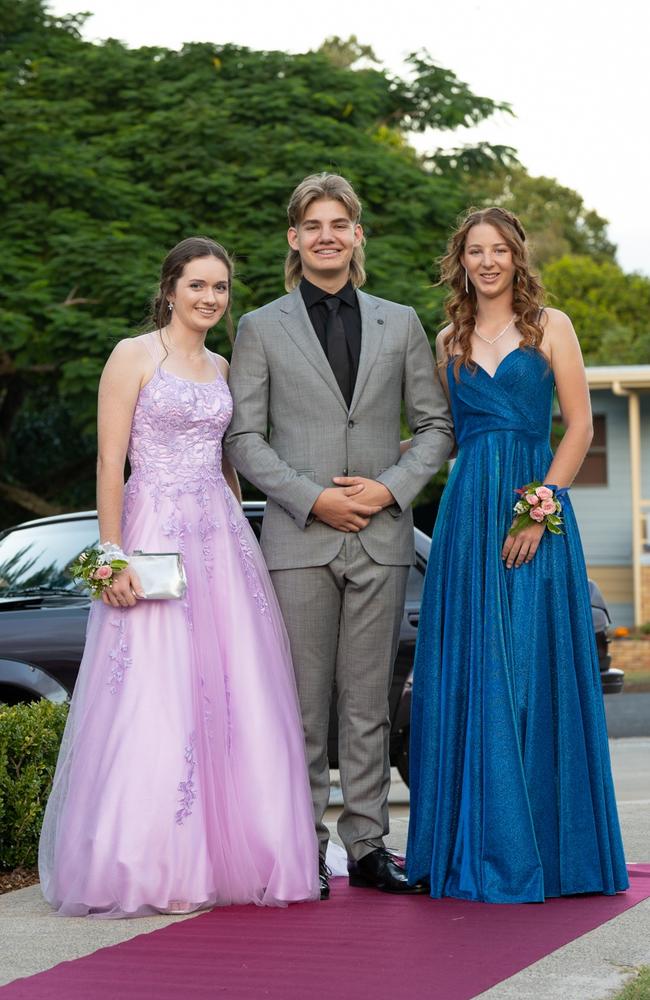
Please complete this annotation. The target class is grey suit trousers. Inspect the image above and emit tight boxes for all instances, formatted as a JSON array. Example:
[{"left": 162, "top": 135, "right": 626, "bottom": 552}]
[{"left": 271, "top": 535, "right": 409, "bottom": 862}]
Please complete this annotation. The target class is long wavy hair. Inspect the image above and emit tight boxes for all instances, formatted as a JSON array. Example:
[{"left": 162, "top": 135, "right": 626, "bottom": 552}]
[
  {"left": 150, "top": 236, "right": 235, "bottom": 344},
  {"left": 440, "top": 207, "right": 545, "bottom": 380},
  {"left": 285, "top": 173, "right": 366, "bottom": 291}
]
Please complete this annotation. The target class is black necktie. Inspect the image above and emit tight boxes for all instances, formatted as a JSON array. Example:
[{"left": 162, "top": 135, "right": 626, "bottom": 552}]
[{"left": 324, "top": 296, "right": 352, "bottom": 407}]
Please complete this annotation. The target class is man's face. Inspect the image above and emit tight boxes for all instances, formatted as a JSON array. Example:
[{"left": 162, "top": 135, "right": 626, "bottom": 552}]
[{"left": 288, "top": 198, "right": 363, "bottom": 286}]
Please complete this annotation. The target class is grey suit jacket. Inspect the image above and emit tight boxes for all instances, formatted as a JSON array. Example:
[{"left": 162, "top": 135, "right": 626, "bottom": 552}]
[{"left": 224, "top": 287, "right": 454, "bottom": 570}]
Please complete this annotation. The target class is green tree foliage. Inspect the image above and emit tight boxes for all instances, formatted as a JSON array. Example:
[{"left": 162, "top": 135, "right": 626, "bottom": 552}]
[
  {"left": 317, "top": 35, "right": 380, "bottom": 69},
  {"left": 542, "top": 255, "right": 650, "bottom": 365},
  {"left": 469, "top": 166, "right": 616, "bottom": 267},
  {"left": 0, "top": 1, "right": 513, "bottom": 521}
]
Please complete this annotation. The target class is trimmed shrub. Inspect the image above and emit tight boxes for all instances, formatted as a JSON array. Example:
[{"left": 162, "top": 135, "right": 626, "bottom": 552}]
[{"left": 0, "top": 700, "right": 68, "bottom": 870}]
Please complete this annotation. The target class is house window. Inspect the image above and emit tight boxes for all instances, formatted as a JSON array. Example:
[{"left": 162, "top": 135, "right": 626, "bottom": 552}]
[{"left": 552, "top": 414, "right": 607, "bottom": 486}]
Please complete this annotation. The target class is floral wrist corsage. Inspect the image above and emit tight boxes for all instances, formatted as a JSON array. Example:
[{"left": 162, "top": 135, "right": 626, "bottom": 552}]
[
  {"left": 509, "top": 482, "right": 568, "bottom": 537},
  {"left": 69, "top": 542, "right": 128, "bottom": 598}
]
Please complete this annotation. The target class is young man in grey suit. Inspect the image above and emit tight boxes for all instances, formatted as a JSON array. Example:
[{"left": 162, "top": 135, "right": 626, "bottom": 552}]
[{"left": 225, "top": 173, "right": 453, "bottom": 898}]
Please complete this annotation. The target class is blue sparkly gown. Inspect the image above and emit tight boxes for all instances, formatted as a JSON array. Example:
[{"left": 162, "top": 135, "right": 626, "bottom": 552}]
[{"left": 406, "top": 348, "right": 628, "bottom": 903}]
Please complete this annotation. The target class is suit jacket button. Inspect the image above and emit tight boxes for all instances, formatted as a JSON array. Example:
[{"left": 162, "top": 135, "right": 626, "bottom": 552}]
[
  {"left": 377, "top": 319, "right": 384, "bottom": 325},
  {"left": 343, "top": 468, "right": 348, "bottom": 475},
  {"left": 348, "top": 419, "right": 354, "bottom": 428}
]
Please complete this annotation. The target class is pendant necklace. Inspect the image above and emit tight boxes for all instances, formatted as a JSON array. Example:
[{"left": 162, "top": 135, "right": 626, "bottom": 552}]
[{"left": 474, "top": 315, "right": 516, "bottom": 345}]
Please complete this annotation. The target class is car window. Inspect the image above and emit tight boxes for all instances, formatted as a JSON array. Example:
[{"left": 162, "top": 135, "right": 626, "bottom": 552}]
[{"left": 0, "top": 520, "right": 99, "bottom": 595}]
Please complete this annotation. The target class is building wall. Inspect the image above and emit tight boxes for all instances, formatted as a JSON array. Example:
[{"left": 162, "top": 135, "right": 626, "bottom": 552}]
[
  {"left": 585, "top": 566, "right": 633, "bottom": 626},
  {"left": 641, "top": 393, "right": 650, "bottom": 499},
  {"left": 568, "top": 390, "right": 650, "bottom": 626},
  {"left": 570, "top": 391, "right": 631, "bottom": 564}
]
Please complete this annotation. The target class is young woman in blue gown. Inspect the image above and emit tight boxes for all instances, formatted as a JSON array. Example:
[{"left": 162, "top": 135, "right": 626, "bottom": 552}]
[{"left": 406, "top": 207, "right": 628, "bottom": 903}]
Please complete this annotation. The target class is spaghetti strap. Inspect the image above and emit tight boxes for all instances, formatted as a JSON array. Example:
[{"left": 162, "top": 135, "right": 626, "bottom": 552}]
[
  {"left": 142, "top": 330, "right": 165, "bottom": 365},
  {"left": 207, "top": 350, "right": 226, "bottom": 379}
]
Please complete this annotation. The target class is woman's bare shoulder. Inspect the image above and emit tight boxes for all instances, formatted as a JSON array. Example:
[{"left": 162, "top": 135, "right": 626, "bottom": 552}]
[
  {"left": 540, "top": 308, "right": 578, "bottom": 353},
  {"left": 541, "top": 307, "right": 573, "bottom": 331},
  {"left": 106, "top": 336, "right": 152, "bottom": 368},
  {"left": 100, "top": 337, "right": 156, "bottom": 394}
]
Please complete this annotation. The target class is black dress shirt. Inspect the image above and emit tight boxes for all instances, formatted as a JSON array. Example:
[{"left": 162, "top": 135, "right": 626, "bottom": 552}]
[{"left": 300, "top": 277, "right": 362, "bottom": 400}]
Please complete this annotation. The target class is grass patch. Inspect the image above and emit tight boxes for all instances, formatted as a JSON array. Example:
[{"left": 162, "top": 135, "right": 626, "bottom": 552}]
[
  {"left": 623, "top": 670, "right": 650, "bottom": 693},
  {"left": 611, "top": 967, "right": 650, "bottom": 999}
]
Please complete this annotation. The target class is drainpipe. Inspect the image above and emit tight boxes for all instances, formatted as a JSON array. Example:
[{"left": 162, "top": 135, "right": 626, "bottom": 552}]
[{"left": 613, "top": 382, "right": 642, "bottom": 625}]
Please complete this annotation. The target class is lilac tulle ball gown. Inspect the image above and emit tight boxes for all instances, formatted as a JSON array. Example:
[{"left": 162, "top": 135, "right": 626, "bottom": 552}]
[{"left": 39, "top": 334, "right": 320, "bottom": 916}]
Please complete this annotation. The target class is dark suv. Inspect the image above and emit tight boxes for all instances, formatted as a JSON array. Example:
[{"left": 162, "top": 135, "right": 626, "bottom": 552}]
[{"left": 0, "top": 508, "right": 624, "bottom": 785}]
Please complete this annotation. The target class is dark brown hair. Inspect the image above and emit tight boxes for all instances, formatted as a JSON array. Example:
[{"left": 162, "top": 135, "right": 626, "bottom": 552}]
[
  {"left": 150, "top": 236, "right": 235, "bottom": 342},
  {"left": 439, "top": 207, "right": 545, "bottom": 380},
  {"left": 285, "top": 173, "right": 366, "bottom": 291}
]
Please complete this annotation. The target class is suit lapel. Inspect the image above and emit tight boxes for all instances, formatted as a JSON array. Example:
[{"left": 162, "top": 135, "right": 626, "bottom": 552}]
[
  {"left": 278, "top": 288, "right": 348, "bottom": 413},
  {"left": 349, "top": 291, "right": 386, "bottom": 415}
]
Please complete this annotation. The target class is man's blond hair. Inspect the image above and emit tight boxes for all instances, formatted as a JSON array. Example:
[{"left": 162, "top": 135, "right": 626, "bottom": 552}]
[{"left": 285, "top": 173, "right": 366, "bottom": 291}]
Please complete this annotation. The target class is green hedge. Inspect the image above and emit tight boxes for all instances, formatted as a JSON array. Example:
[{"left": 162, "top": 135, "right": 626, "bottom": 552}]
[{"left": 0, "top": 700, "right": 68, "bottom": 870}]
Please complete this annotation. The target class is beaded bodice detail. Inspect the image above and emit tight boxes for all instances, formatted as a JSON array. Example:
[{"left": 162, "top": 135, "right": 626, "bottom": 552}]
[
  {"left": 120, "top": 361, "right": 269, "bottom": 620},
  {"left": 128, "top": 366, "right": 233, "bottom": 495}
]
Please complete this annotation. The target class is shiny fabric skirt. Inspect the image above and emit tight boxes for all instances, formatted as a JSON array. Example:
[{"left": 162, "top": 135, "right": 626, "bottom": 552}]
[
  {"left": 406, "top": 430, "right": 629, "bottom": 903},
  {"left": 39, "top": 481, "right": 320, "bottom": 916}
]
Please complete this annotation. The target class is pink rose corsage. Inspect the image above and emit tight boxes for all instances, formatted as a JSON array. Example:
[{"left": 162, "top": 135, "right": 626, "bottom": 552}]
[
  {"left": 509, "top": 482, "right": 566, "bottom": 537},
  {"left": 69, "top": 543, "right": 129, "bottom": 598}
]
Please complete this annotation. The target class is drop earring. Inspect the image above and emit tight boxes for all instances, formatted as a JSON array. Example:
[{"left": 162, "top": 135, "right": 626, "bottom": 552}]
[
  {"left": 464, "top": 268, "right": 469, "bottom": 294},
  {"left": 168, "top": 302, "right": 173, "bottom": 312}
]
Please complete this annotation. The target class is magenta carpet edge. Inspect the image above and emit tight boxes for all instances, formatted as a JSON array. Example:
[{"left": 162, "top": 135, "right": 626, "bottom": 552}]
[{"left": 1, "top": 864, "right": 648, "bottom": 1000}]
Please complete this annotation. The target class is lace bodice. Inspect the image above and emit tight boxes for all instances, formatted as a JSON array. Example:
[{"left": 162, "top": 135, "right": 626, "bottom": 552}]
[
  {"left": 121, "top": 357, "right": 268, "bottom": 615},
  {"left": 127, "top": 366, "right": 233, "bottom": 495}
]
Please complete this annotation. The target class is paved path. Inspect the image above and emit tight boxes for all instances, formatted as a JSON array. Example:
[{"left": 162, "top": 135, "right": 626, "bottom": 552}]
[{"left": 605, "top": 693, "right": 650, "bottom": 738}]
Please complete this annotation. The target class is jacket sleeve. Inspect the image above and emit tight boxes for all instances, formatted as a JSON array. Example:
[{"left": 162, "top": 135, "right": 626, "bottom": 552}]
[
  {"left": 376, "top": 308, "right": 455, "bottom": 513},
  {"left": 223, "top": 313, "right": 323, "bottom": 529}
]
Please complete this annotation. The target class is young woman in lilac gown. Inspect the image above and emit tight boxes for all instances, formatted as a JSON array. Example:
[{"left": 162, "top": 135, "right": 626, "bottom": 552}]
[
  {"left": 406, "top": 208, "right": 628, "bottom": 903},
  {"left": 39, "top": 238, "right": 320, "bottom": 916}
]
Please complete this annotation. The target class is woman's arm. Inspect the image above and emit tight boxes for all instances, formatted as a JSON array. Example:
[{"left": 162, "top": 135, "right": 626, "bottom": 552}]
[
  {"left": 223, "top": 455, "right": 242, "bottom": 503},
  {"left": 216, "top": 356, "right": 242, "bottom": 503},
  {"left": 97, "top": 339, "right": 148, "bottom": 606},
  {"left": 97, "top": 340, "right": 147, "bottom": 543},
  {"left": 501, "top": 310, "right": 592, "bottom": 569},
  {"left": 542, "top": 309, "right": 593, "bottom": 487}
]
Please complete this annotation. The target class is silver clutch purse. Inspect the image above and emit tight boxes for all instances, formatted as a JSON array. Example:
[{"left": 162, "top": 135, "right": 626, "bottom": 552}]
[{"left": 128, "top": 551, "right": 187, "bottom": 600}]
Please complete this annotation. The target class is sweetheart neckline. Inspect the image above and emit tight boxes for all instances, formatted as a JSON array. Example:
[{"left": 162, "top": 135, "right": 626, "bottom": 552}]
[
  {"left": 449, "top": 345, "right": 527, "bottom": 380},
  {"left": 472, "top": 345, "right": 522, "bottom": 379}
]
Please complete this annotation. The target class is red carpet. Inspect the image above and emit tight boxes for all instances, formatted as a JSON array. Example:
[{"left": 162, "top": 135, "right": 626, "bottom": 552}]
[{"left": 3, "top": 866, "right": 649, "bottom": 1000}]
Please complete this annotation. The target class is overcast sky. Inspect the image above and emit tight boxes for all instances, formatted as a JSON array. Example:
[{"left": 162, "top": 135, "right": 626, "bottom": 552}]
[{"left": 49, "top": 0, "right": 648, "bottom": 275}]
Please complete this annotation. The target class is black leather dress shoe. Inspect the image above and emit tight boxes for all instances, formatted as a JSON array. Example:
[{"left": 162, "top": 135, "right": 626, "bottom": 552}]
[
  {"left": 319, "top": 857, "right": 331, "bottom": 900},
  {"left": 348, "top": 848, "right": 427, "bottom": 894}
]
